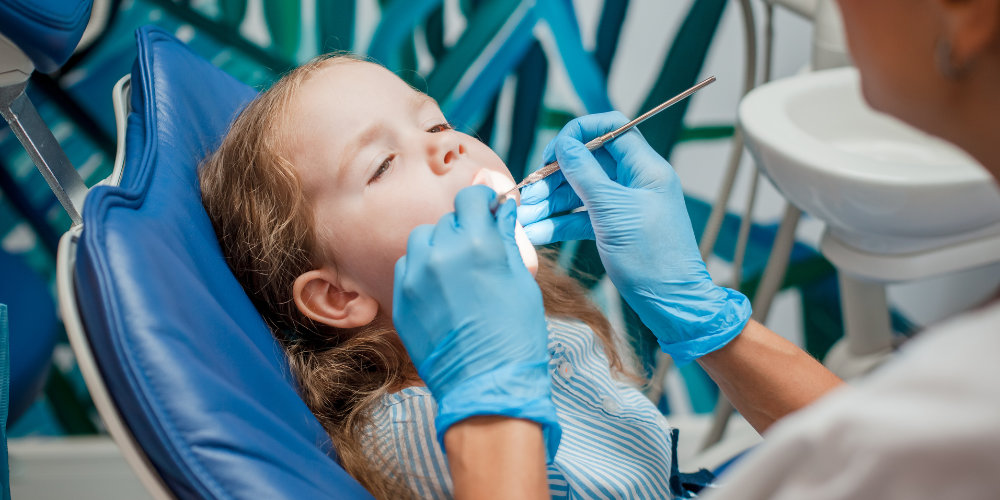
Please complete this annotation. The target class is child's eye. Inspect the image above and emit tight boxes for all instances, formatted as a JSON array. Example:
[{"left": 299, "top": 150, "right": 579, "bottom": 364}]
[
  {"left": 427, "top": 122, "right": 452, "bottom": 133},
  {"left": 368, "top": 155, "right": 394, "bottom": 185}
]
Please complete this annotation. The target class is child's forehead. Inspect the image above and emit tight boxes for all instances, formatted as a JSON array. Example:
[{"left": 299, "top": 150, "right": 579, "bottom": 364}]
[
  {"left": 282, "top": 60, "right": 441, "bottom": 170},
  {"left": 292, "top": 62, "right": 440, "bottom": 129},
  {"left": 307, "top": 60, "right": 422, "bottom": 100}
]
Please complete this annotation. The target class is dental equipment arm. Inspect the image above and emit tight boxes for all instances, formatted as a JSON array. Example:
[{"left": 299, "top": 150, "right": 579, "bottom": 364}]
[{"left": 393, "top": 185, "right": 561, "bottom": 458}]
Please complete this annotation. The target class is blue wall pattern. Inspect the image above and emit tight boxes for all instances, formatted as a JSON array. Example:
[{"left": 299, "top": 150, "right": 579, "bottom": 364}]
[{"left": 0, "top": 0, "right": 857, "bottom": 434}]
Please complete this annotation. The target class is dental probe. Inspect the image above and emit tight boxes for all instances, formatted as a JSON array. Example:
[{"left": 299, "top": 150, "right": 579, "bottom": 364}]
[{"left": 489, "top": 75, "right": 716, "bottom": 213}]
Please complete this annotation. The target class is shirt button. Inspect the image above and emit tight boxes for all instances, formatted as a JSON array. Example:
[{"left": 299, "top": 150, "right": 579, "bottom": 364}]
[{"left": 558, "top": 360, "right": 574, "bottom": 379}]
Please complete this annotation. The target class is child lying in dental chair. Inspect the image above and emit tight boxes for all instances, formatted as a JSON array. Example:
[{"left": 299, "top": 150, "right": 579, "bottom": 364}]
[{"left": 199, "top": 54, "right": 707, "bottom": 499}]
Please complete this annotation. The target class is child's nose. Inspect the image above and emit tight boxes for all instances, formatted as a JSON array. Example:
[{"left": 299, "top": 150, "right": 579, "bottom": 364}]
[{"left": 427, "top": 135, "right": 466, "bottom": 175}]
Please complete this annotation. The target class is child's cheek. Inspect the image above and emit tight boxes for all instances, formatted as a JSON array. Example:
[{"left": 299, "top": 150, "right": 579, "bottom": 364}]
[{"left": 471, "top": 169, "right": 539, "bottom": 276}]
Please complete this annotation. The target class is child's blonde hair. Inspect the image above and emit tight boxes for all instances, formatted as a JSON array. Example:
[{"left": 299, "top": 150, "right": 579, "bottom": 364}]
[{"left": 199, "top": 55, "right": 636, "bottom": 498}]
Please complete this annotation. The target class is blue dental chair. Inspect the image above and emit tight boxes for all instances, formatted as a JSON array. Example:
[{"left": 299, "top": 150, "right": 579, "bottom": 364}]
[{"left": 53, "top": 26, "right": 372, "bottom": 498}]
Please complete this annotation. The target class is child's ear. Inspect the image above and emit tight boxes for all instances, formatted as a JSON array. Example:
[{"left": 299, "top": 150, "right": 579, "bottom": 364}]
[{"left": 293, "top": 267, "right": 379, "bottom": 329}]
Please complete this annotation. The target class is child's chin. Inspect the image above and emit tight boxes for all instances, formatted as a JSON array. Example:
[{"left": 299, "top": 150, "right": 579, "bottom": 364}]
[{"left": 471, "top": 169, "right": 538, "bottom": 276}]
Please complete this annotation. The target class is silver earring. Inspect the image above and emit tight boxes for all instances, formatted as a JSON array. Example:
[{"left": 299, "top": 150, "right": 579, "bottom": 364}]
[{"left": 935, "top": 38, "right": 964, "bottom": 79}]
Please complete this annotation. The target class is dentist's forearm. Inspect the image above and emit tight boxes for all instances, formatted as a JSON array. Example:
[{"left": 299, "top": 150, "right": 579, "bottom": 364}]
[
  {"left": 697, "top": 320, "right": 844, "bottom": 433},
  {"left": 444, "top": 416, "right": 549, "bottom": 500}
]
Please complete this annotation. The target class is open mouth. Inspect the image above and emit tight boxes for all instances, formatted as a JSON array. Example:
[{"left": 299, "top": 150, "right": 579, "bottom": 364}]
[
  {"left": 471, "top": 168, "right": 521, "bottom": 204},
  {"left": 470, "top": 168, "right": 538, "bottom": 276}
]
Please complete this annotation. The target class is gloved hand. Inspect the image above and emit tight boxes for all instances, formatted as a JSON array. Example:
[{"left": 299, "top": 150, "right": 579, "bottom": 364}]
[
  {"left": 518, "top": 112, "right": 751, "bottom": 365},
  {"left": 393, "top": 185, "right": 560, "bottom": 459}
]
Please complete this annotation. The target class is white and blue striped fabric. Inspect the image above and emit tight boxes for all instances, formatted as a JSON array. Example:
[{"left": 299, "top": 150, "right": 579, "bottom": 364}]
[{"left": 366, "top": 317, "right": 691, "bottom": 499}]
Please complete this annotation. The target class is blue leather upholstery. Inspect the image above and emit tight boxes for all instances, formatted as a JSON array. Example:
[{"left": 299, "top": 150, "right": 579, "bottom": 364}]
[
  {"left": 73, "top": 26, "right": 372, "bottom": 498},
  {"left": 0, "top": 248, "right": 56, "bottom": 425},
  {"left": 0, "top": 0, "right": 92, "bottom": 73}
]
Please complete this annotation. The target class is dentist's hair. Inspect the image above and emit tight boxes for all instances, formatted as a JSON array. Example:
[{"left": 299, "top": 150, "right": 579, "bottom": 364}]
[{"left": 200, "top": 55, "right": 636, "bottom": 499}]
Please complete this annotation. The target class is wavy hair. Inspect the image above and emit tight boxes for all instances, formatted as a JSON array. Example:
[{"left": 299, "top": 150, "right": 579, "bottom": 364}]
[{"left": 199, "top": 55, "right": 637, "bottom": 498}]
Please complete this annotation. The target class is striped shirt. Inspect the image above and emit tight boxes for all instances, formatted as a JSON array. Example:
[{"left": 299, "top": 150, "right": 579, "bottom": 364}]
[{"left": 366, "top": 317, "right": 691, "bottom": 499}]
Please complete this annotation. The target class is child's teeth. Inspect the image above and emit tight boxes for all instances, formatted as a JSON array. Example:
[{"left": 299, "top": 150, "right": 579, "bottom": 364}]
[{"left": 470, "top": 169, "right": 537, "bottom": 276}]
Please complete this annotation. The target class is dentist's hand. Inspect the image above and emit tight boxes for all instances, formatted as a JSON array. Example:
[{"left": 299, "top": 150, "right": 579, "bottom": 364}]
[
  {"left": 393, "top": 185, "right": 560, "bottom": 459},
  {"left": 518, "top": 112, "right": 751, "bottom": 365}
]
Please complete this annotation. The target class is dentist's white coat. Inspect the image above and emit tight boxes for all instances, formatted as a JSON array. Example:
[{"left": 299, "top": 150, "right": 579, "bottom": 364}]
[{"left": 702, "top": 301, "right": 1000, "bottom": 500}]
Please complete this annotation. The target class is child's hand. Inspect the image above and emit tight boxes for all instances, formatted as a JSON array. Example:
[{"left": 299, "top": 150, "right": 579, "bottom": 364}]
[{"left": 393, "top": 185, "right": 560, "bottom": 460}]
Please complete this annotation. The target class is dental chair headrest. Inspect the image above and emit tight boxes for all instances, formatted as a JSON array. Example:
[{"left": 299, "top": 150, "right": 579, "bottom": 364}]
[
  {"left": 0, "top": 0, "right": 92, "bottom": 73},
  {"left": 74, "top": 26, "right": 372, "bottom": 498}
]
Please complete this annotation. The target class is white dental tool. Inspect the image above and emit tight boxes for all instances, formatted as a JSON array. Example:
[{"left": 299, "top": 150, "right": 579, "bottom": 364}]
[{"left": 489, "top": 75, "right": 716, "bottom": 213}]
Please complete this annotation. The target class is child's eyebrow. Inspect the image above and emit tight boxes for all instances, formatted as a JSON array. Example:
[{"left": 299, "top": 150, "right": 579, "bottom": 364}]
[{"left": 339, "top": 122, "right": 386, "bottom": 177}]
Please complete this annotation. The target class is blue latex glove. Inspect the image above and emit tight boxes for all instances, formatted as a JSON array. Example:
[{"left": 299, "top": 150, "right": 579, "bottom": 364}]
[
  {"left": 518, "top": 112, "right": 751, "bottom": 365},
  {"left": 393, "top": 185, "right": 560, "bottom": 458}
]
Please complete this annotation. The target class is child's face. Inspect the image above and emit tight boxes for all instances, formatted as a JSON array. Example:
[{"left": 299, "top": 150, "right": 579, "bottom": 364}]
[{"left": 287, "top": 61, "right": 519, "bottom": 311}]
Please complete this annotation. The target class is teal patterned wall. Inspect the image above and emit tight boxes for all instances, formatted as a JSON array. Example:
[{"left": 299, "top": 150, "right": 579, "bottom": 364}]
[{"left": 1, "top": 0, "right": 861, "bottom": 434}]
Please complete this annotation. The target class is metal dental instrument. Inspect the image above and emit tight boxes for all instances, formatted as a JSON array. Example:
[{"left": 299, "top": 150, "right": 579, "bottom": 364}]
[{"left": 489, "top": 75, "right": 716, "bottom": 213}]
